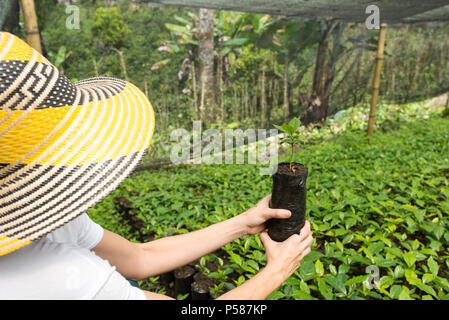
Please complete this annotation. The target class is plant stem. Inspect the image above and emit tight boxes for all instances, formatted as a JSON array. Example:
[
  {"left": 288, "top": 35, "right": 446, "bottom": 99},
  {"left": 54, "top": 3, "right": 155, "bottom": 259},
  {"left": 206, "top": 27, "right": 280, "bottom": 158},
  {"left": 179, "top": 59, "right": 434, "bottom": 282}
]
[{"left": 290, "top": 143, "right": 294, "bottom": 170}]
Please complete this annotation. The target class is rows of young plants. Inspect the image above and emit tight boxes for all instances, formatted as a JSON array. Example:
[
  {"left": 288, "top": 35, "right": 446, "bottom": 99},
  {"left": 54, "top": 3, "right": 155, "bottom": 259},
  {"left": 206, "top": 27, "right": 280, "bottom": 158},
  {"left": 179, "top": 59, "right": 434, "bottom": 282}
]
[{"left": 88, "top": 112, "right": 449, "bottom": 300}]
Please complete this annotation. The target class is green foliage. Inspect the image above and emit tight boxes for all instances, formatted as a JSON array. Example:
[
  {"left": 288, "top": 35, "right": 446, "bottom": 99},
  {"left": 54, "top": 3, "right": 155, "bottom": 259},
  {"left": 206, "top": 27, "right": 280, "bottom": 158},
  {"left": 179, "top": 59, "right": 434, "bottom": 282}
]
[
  {"left": 256, "top": 17, "right": 321, "bottom": 65},
  {"left": 442, "top": 105, "right": 449, "bottom": 118},
  {"left": 47, "top": 46, "right": 68, "bottom": 69},
  {"left": 92, "top": 7, "right": 130, "bottom": 48},
  {"left": 89, "top": 114, "right": 449, "bottom": 300}
]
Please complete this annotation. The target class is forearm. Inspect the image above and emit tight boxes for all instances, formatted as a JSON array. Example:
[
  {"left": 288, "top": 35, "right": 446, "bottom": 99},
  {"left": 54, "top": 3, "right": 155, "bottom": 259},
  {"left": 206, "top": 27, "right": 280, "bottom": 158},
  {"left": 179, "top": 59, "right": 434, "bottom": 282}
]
[
  {"left": 216, "top": 265, "right": 285, "bottom": 300},
  {"left": 136, "top": 215, "right": 247, "bottom": 278}
]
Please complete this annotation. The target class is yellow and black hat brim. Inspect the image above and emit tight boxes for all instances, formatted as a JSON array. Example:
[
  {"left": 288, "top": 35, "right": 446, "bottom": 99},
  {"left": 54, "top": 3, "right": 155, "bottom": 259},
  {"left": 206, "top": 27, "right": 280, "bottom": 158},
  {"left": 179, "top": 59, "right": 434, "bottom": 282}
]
[{"left": 0, "top": 32, "right": 155, "bottom": 255}]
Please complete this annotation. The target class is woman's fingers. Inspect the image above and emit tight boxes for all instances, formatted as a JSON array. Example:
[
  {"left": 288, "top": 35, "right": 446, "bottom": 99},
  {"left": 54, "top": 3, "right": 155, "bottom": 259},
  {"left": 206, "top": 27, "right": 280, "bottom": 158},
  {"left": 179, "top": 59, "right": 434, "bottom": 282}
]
[
  {"left": 298, "top": 246, "right": 312, "bottom": 261},
  {"left": 266, "top": 208, "right": 291, "bottom": 219},
  {"left": 260, "top": 232, "right": 275, "bottom": 250},
  {"left": 299, "top": 235, "right": 314, "bottom": 252},
  {"left": 298, "top": 221, "right": 311, "bottom": 241}
]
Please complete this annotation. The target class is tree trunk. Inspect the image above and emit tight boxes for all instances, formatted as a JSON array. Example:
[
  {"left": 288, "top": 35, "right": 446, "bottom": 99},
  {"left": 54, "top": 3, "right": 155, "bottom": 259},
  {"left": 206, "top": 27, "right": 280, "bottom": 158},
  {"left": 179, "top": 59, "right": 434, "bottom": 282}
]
[
  {"left": 267, "top": 78, "right": 273, "bottom": 125},
  {"left": 198, "top": 8, "right": 215, "bottom": 124},
  {"left": 406, "top": 50, "right": 425, "bottom": 102},
  {"left": 191, "top": 61, "right": 199, "bottom": 120},
  {"left": 306, "top": 22, "right": 330, "bottom": 124},
  {"left": 273, "top": 79, "right": 279, "bottom": 111},
  {"left": 242, "top": 83, "right": 248, "bottom": 120},
  {"left": 260, "top": 68, "right": 267, "bottom": 128},
  {"left": 367, "top": 23, "right": 387, "bottom": 137},
  {"left": 283, "top": 58, "right": 289, "bottom": 122},
  {"left": 251, "top": 76, "right": 257, "bottom": 121},
  {"left": 232, "top": 85, "right": 238, "bottom": 120},
  {"left": 217, "top": 46, "right": 225, "bottom": 124},
  {"left": 20, "top": 0, "right": 42, "bottom": 53},
  {"left": 352, "top": 47, "right": 363, "bottom": 109},
  {"left": 322, "top": 23, "right": 344, "bottom": 118},
  {"left": 312, "top": 30, "right": 328, "bottom": 99}
]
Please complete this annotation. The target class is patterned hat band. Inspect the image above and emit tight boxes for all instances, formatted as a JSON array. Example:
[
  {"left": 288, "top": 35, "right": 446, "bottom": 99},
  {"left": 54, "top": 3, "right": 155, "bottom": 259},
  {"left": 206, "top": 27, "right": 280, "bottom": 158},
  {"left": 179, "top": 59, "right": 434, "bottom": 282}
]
[{"left": 0, "top": 32, "right": 155, "bottom": 255}]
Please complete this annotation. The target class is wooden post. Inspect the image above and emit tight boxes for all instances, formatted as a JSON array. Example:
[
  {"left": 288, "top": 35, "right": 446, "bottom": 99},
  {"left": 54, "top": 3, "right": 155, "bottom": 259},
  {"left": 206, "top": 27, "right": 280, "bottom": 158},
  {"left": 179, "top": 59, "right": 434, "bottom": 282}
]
[
  {"left": 20, "top": 0, "right": 42, "bottom": 53},
  {"left": 283, "top": 57, "right": 289, "bottom": 122},
  {"left": 191, "top": 61, "right": 199, "bottom": 120},
  {"left": 367, "top": 23, "right": 387, "bottom": 136}
]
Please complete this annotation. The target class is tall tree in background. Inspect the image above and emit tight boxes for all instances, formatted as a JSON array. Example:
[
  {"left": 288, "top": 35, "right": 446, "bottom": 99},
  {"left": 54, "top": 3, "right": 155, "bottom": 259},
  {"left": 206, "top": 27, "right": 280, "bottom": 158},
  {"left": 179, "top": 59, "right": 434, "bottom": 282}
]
[
  {"left": 256, "top": 18, "right": 321, "bottom": 122},
  {"left": 305, "top": 20, "right": 336, "bottom": 124},
  {"left": 20, "top": 0, "right": 42, "bottom": 53},
  {"left": 198, "top": 8, "right": 215, "bottom": 124}
]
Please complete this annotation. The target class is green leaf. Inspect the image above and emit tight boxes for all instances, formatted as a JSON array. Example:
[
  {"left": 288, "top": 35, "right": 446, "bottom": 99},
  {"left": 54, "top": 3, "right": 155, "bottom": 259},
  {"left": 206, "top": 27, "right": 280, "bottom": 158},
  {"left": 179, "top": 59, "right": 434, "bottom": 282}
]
[
  {"left": 273, "top": 124, "right": 286, "bottom": 133},
  {"left": 165, "top": 23, "right": 189, "bottom": 34},
  {"left": 176, "top": 293, "right": 190, "bottom": 300},
  {"left": 404, "top": 268, "right": 419, "bottom": 285},
  {"left": 342, "top": 233, "right": 354, "bottom": 244},
  {"left": 398, "top": 286, "right": 414, "bottom": 300},
  {"left": 427, "top": 256, "right": 439, "bottom": 276},
  {"left": 298, "top": 280, "right": 310, "bottom": 295},
  {"left": 403, "top": 252, "right": 416, "bottom": 267},
  {"left": 281, "top": 123, "right": 296, "bottom": 136},
  {"left": 422, "top": 273, "right": 435, "bottom": 284},
  {"left": 223, "top": 38, "right": 249, "bottom": 46},
  {"left": 299, "top": 260, "right": 316, "bottom": 280},
  {"left": 345, "top": 275, "right": 369, "bottom": 286},
  {"left": 267, "top": 289, "right": 285, "bottom": 300},
  {"left": 288, "top": 117, "right": 301, "bottom": 130},
  {"left": 246, "top": 260, "right": 260, "bottom": 272},
  {"left": 393, "top": 265, "right": 404, "bottom": 279},
  {"left": 325, "top": 274, "right": 347, "bottom": 294},
  {"left": 379, "top": 276, "right": 394, "bottom": 289},
  {"left": 317, "top": 278, "right": 334, "bottom": 300},
  {"left": 390, "top": 285, "right": 402, "bottom": 299},
  {"left": 344, "top": 218, "right": 357, "bottom": 230},
  {"left": 292, "top": 290, "right": 318, "bottom": 300},
  {"left": 315, "top": 259, "right": 324, "bottom": 277},
  {"left": 415, "top": 281, "right": 437, "bottom": 298},
  {"left": 335, "top": 238, "right": 344, "bottom": 252},
  {"left": 329, "top": 264, "right": 337, "bottom": 276}
]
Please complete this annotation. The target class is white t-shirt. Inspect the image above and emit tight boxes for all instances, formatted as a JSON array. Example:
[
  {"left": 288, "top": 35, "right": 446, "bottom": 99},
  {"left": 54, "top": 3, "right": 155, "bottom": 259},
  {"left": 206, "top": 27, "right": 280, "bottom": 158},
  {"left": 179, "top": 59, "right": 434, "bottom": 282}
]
[{"left": 0, "top": 213, "right": 146, "bottom": 300}]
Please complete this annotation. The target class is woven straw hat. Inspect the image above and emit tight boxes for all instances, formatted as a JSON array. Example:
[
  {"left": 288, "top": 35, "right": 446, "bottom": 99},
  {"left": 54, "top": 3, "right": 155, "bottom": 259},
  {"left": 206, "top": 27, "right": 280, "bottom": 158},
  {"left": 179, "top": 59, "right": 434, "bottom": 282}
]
[{"left": 0, "top": 32, "right": 155, "bottom": 255}]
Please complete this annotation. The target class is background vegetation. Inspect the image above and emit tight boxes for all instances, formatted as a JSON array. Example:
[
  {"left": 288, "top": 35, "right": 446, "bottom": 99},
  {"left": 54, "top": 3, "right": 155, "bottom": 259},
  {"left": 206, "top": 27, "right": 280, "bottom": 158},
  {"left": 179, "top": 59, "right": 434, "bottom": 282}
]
[{"left": 5, "top": 0, "right": 448, "bottom": 164}]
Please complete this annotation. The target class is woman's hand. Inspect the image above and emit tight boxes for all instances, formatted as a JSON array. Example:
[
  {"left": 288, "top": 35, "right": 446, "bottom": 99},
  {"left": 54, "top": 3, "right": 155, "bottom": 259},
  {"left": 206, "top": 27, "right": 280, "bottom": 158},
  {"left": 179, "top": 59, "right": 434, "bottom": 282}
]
[
  {"left": 240, "top": 194, "right": 291, "bottom": 235},
  {"left": 260, "top": 221, "right": 313, "bottom": 280}
]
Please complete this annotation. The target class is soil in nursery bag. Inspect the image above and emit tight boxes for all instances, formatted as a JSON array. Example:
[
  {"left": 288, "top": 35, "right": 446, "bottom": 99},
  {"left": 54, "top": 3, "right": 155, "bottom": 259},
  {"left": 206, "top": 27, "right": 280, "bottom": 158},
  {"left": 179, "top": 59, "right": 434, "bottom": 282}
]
[
  {"left": 191, "top": 273, "right": 216, "bottom": 300},
  {"left": 174, "top": 265, "right": 196, "bottom": 298},
  {"left": 267, "top": 162, "right": 308, "bottom": 242}
]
